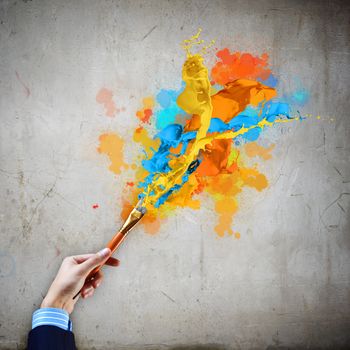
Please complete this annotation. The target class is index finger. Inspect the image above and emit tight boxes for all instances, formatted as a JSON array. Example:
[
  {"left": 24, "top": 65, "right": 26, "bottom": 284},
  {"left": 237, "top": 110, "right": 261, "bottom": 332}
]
[{"left": 73, "top": 254, "right": 95, "bottom": 264}]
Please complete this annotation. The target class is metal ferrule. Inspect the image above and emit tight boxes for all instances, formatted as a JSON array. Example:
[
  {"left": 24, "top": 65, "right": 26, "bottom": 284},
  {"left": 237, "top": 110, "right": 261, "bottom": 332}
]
[{"left": 119, "top": 200, "right": 146, "bottom": 235}]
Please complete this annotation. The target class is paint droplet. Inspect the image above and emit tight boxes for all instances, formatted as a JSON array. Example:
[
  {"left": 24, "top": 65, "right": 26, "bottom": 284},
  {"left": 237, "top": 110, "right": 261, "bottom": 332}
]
[
  {"left": 234, "top": 232, "right": 241, "bottom": 239},
  {"left": 316, "top": 116, "right": 321, "bottom": 120},
  {"left": 92, "top": 204, "right": 99, "bottom": 209},
  {"left": 126, "top": 182, "right": 134, "bottom": 187}
]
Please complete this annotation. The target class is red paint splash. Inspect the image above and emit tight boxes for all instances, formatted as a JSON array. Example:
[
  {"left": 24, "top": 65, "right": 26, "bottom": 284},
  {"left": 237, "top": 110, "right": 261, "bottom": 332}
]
[
  {"left": 136, "top": 97, "right": 154, "bottom": 124},
  {"left": 211, "top": 49, "right": 271, "bottom": 85},
  {"left": 92, "top": 204, "right": 99, "bottom": 209}
]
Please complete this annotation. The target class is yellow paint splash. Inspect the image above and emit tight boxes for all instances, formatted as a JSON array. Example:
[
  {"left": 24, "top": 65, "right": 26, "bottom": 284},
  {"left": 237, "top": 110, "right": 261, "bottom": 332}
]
[
  {"left": 98, "top": 133, "right": 128, "bottom": 174},
  {"left": 133, "top": 126, "right": 160, "bottom": 156},
  {"left": 141, "top": 31, "right": 214, "bottom": 209}
]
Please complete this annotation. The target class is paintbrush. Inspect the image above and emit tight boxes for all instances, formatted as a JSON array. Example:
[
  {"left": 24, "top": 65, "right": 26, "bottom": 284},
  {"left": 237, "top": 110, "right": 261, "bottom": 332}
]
[{"left": 73, "top": 199, "right": 146, "bottom": 299}]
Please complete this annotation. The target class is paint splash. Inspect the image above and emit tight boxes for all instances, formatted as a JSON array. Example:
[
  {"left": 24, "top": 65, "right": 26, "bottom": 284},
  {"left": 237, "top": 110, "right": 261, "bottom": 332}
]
[
  {"left": 98, "top": 133, "right": 128, "bottom": 174},
  {"left": 136, "top": 97, "right": 154, "bottom": 124},
  {"left": 211, "top": 49, "right": 273, "bottom": 86},
  {"left": 244, "top": 142, "right": 275, "bottom": 160},
  {"left": 96, "top": 88, "right": 117, "bottom": 117},
  {"left": 97, "top": 30, "right": 308, "bottom": 237}
]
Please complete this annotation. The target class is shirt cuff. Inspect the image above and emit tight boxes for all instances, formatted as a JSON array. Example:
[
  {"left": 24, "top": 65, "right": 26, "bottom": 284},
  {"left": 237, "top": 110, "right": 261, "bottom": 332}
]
[{"left": 32, "top": 308, "right": 72, "bottom": 332}]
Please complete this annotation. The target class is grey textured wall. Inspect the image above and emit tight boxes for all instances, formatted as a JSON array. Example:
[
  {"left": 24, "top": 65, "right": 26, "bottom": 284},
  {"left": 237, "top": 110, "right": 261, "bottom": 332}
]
[{"left": 0, "top": 0, "right": 349, "bottom": 349}]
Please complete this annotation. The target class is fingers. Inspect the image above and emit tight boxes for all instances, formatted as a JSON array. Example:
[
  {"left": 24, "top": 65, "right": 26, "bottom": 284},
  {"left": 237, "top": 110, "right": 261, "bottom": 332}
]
[
  {"left": 72, "top": 252, "right": 120, "bottom": 267},
  {"left": 80, "top": 280, "right": 94, "bottom": 298},
  {"left": 105, "top": 257, "right": 120, "bottom": 267},
  {"left": 90, "top": 270, "right": 103, "bottom": 289},
  {"left": 75, "top": 255, "right": 119, "bottom": 267},
  {"left": 80, "top": 271, "right": 103, "bottom": 298},
  {"left": 73, "top": 254, "right": 95, "bottom": 264},
  {"left": 82, "top": 286, "right": 95, "bottom": 299},
  {"left": 78, "top": 248, "right": 111, "bottom": 275}
]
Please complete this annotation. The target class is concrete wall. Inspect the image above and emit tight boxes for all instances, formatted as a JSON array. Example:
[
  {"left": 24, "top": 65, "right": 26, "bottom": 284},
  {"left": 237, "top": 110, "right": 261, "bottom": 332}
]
[{"left": 0, "top": 0, "right": 349, "bottom": 349}]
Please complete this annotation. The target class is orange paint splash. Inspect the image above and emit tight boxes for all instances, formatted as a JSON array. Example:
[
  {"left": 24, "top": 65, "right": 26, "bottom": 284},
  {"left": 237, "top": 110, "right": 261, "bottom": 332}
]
[
  {"left": 196, "top": 139, "right": 238, "bottom": 176},
  {"left": 214, "top": 197, "right": 238, "bottom": 237},
  {"left": 97, "top": 133, "right": 128, "bottom": 174},
  {"left": 136, "top": 97, "right": 154, "bottom": 123},
  {"left": 185, "top": 79, "right": 276, "bottom": 128},
  {"left": 212, "top": 79, "right": 276, "bottom": 122},
  {"left": 245, "top": 142, "right": 275, "bottom": 160},
  {"left": 211, "top": 49, "right": 272, "bottom": 86},
  {"left": 203, "top": 163, "right": 268, "bottom": 236},
  {"left": 96, "top": 88, "right": 117, "bottom": 117}
]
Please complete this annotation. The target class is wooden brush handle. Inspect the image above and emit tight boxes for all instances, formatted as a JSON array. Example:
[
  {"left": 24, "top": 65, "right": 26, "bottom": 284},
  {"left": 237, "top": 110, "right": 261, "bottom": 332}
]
[{"left": 86, "top": 230, "right": 127, "bottom": 280}]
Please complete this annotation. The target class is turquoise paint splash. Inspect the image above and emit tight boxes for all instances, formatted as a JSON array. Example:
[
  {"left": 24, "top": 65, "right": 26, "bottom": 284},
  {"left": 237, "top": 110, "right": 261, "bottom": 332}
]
[{"left": 155, "top": 87, "right": 186, "bottom": 129}]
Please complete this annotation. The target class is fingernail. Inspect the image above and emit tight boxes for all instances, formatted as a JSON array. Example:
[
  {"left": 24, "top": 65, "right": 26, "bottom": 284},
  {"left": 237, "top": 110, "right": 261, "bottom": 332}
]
[
  {"left": 98, "top": 248, "right": 110, "bottom": 258},
  {"left": 96, "top": 282, "right": 101, "bottom": 288}
]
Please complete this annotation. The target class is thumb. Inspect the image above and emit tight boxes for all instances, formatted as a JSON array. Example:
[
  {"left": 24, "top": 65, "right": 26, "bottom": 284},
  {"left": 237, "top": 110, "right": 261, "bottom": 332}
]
[{"left": 79, "top": 248, "right": 111, "bottom": 274}]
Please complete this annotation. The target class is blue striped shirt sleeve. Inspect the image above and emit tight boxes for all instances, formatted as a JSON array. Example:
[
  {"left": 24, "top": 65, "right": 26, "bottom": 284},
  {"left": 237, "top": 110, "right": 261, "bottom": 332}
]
[{"left": 32, "top": 308, "right": 72, "bottom": 332}]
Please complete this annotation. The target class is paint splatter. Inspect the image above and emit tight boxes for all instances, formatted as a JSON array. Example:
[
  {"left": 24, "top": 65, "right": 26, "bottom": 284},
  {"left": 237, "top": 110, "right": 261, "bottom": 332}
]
[
  {"left": 136, "top": 97, "right": 154, "bottom": 123},
  {"left": 97, "top": 29, "right": 309, "bottom": 237},
  {"left": 97, "top": 133, "right": 128, "bottom": 174},
  {"left": 244, "top": 142, "right": 275, "bottom": 160},
  {"left": 96, "top": 88, "right": 117, "bottom": 117},
  {"left": 155, "top": 88, "right": 185, "bottom": 129},
  {"left": 92, "top": 204, "right": 99, "bottom": 209},
  {"left": 211, "top": 49, "right": 273, "bottom": 86}
]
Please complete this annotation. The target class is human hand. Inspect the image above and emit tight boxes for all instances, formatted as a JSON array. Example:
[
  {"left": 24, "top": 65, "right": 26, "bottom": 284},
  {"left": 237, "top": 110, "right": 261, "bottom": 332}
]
[{"left": 41, "top": 248, "right": 119, "bottom": 314}]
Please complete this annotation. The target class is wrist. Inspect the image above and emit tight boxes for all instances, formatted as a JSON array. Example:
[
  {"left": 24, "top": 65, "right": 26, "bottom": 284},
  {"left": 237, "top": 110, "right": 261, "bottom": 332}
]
[{"left": 41, "top": 294, "right": 65, "bottom": 310}]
